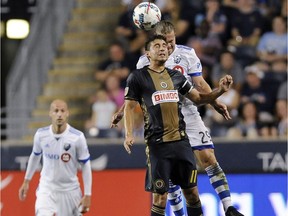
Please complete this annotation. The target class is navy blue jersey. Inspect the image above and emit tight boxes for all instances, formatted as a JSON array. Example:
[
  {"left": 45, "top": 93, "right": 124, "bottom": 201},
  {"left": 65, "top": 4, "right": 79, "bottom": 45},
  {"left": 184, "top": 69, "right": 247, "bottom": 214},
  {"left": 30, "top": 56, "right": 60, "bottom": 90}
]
[{"left": 125, "top": 66, "right": 193, "bottom": 145}]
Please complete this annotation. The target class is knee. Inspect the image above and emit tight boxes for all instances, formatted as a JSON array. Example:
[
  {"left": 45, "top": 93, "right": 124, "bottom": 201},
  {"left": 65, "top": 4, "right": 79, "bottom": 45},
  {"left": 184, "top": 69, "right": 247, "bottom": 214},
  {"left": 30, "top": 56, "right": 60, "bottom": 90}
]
[
  {"left": 153, "top": 193, "right": 168, "bottom": 208},
  {"left": 197, "top": 152, "right": 217, "bottom": 169},
  {"left": 182, "top": 187, "right": 200, "bottom": 204}
]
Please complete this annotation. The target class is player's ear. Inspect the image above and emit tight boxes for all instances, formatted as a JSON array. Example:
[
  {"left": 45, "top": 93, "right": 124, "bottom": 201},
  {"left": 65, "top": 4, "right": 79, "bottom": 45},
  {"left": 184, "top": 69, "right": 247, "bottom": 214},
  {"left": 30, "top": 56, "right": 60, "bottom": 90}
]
[{"left": 145, "top": 51, "right": 150, "bottom": 59}]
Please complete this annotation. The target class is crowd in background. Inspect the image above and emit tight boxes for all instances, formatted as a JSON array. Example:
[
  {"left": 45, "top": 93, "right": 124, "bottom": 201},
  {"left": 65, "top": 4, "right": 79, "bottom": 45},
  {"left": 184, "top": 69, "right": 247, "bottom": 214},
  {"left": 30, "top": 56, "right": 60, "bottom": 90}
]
[{"left": 84, "top": 0, "right": 287, "bottom": 140}]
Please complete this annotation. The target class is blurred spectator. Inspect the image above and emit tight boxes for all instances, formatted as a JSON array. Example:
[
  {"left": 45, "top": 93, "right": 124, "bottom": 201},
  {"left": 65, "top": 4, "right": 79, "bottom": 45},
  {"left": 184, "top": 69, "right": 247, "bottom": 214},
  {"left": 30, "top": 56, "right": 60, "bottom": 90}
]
[
  {"left": 174, "top": 1, "right": 200, "bottom": 44},
  {"left": 187, "top": 19, "right": 223, "bottom": 68},
  {"left": 85, "top": 89, "right": 120, "bottom": 138},
  {"left": 277, "top": 80, "right": 287, "bottom": 101},
  {"left": 204, "top": 88, "right": 240, "bottom": 137},
  {"left": 211, "top": 50, "right": 244, "bottom": 91},
  {"left": 158, "top": 0, "right": 181, "bottom": 24},
  {"left": 227, "top": 0, "right": 264, "bottom": 66},
  {"left": 269, "top": 60, "right": 288, "bottom": 84},
  {"left": 115, "top": 0, "right": 148, "bottom": 60},
  {"left": 227, "top": 101, "right": 261, "bottom": 139},
  {"left": 240, "top": 64, "right": 278, "bottom": 122},
  {"left": 104, "top": 74, "right": 125, "bottom": 109},
  {"left": 256, "top": 16, "right": 287, "bottom": 64},
  {"left": 281, "top": 0, "right": 287, "bottom": 18},
  {"left": 95, "top": 42, "right": 132, "bottom": 88},
  {"left": 275, "top": 99, "right": 288, "bottom": 137},
  {"left": 194, "top": 0, "right": 228, "bottom": 44},
  {"left": 252, "top": 0, "right": 283, "bottom": 33}
]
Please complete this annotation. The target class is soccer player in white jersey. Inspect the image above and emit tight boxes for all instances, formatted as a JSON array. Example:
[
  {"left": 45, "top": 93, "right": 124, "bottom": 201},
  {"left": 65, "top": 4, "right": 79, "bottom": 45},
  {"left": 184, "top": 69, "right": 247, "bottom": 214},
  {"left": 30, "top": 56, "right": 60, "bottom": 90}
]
[
  {"left": 111, "top": 21, "right": 244, "bottom": 216},
  {"left": 19, "top": 99, "right": 92, "bottom": 216}
]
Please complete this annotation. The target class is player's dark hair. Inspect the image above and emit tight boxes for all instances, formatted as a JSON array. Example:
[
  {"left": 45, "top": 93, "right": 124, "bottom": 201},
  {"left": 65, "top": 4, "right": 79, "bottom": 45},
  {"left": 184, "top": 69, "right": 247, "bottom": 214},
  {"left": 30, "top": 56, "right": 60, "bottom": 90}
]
[{"left": 144, "top": 34, "right": 167, "bottom": 51}]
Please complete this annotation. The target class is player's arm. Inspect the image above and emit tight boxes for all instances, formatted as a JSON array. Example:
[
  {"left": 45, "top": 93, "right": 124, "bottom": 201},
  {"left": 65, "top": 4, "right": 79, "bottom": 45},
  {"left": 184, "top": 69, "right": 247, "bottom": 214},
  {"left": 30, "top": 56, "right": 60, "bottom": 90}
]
[
  {"left": 110, "top": 103, "right": 125, "bottom": 128},
  {"left": 186, "top": 75, "right": 233, "bottom": 105},
  {"left": 19, "top": 131, "right": 42, "bottom": 201},
  {"left": 77, "top": 134, "right": 92, "bottom": 213},
  {"left": 18, "top": 152, "right": 41, "bottom": 201},
  {"left": 123, "top": 99, "right": 138, "bottom": 154},
  {"left": 192, "top": 75, "right": 231, "bottom": 120},
  {"left": 79, "top": 159, "right": 92, "bottom": 213},
  {"left": 192, "top": 76, "right": 212, "bottom": 94}
]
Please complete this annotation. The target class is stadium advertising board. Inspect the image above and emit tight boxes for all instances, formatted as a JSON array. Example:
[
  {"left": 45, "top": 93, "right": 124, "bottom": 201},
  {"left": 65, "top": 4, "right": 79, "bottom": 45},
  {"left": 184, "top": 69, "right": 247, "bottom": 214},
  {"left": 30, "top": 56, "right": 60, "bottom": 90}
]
[
  {"left": 1, "top": 172, "right": 286, "bottom": 216},
  {"left": 166, "top": 174, "right": 287, "bottom": 216},
  {"left": 1, "top": 141, "right": 287, "bottom": 173}
]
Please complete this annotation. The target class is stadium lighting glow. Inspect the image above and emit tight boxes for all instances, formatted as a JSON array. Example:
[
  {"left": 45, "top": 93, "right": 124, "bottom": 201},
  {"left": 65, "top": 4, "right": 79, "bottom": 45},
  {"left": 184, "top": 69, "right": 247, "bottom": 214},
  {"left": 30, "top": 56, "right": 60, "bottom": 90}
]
[{"left": 6, "top": 19, "right": 29, "bottom": 39}]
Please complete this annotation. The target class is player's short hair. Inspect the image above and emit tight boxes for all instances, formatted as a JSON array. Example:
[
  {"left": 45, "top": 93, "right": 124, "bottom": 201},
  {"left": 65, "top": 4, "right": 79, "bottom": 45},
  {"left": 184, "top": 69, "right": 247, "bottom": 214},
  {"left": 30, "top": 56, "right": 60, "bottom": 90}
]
[
  {"left": 144, "top": 34, "right": 167, "bottom": 51},
  {"left": 153, "top": 20, "right": 175, "bottom": 36}
]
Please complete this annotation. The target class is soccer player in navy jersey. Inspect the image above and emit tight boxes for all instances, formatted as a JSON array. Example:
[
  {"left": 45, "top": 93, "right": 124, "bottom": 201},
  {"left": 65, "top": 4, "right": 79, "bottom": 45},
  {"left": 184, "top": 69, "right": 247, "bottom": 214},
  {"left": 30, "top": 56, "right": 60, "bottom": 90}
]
[
  {"left": 122, "top": 34, "right": 233, "bottom": 216},
  {"left": 112, "top": 20, "right": 244, "bottom": 216},
  {"left": 19, "top": 99, "right": 92, "bottom": 216}
]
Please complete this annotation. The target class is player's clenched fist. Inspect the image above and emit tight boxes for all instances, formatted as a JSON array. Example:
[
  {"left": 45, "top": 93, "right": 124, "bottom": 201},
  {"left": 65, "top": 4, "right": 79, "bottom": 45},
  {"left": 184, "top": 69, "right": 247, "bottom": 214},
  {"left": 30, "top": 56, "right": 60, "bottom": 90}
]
[{"left": 218, "top": 75, "right": 233, "bottom": 93}]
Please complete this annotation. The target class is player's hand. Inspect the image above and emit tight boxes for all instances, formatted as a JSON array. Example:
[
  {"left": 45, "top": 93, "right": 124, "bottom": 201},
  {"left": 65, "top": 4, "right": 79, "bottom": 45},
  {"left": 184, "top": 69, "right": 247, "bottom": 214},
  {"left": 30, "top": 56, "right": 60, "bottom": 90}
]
[
  {"left": 79, "top": 195, "right": 91, "bottom": 214},
  {"left": 218, "top": 75, "right": 233, "bottom": 93},
  {"left": 212, "top": 101, "right": 231, "bottom": 120},
  {"left": 110, "top": 112, "right": 124, "bottom": 128},
  {"left": 124, "top": 136, "right": 134, "bottom": 154},
  {"left": 19, "top": 180, "right": 29, "bottom": 201}
]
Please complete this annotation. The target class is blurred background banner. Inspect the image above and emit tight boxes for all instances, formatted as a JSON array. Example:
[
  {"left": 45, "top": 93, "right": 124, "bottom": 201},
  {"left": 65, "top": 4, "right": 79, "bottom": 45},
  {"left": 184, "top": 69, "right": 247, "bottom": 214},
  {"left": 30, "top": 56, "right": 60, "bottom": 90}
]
[
  {"left": 1, "top": 172, "right": 286, "bottom": 216},
  {"left": 165, "top": 174, "right": 287, "bottom": 216},
  {"left": 1, "top": 170, "right": 151, "bottom": 216},
  {"left": 1, "top": 140, "right": 286, "bottom": 215},
  {"left": 1, "top": 140, "right": 287, "bottom": 173}
]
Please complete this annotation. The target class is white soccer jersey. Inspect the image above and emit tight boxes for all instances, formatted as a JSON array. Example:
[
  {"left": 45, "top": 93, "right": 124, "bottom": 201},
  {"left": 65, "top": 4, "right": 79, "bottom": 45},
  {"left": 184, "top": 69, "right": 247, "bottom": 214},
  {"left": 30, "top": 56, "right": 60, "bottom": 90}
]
[
  {"left": 137, "top": 44, "right": 213, "bottom": 149},
  {"left": 32, "top": 124, "right": 90, "bottom": 193}
]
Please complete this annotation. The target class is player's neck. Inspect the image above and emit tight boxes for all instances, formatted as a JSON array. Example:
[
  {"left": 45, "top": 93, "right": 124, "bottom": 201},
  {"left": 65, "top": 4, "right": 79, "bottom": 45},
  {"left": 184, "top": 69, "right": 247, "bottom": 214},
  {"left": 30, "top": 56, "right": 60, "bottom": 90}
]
[
  {"left": 52, "top": 124, "right": 67, "bottom": 134},
  {"left": 148, "top": 63, "right": 165, "bottom": 73}
]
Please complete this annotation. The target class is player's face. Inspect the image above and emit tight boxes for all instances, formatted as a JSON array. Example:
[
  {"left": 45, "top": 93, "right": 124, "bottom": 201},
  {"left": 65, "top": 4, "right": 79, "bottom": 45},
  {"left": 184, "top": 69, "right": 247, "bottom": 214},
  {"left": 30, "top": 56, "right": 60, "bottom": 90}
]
[
  {"left": 146, "top": 39, "right": 168, "bottom": 63},
  {"left": 49, "top": 101, "right": 69, "bottom": 127},
  {"left": 164, "top": 31, "right": 176, "bottom": 55}
]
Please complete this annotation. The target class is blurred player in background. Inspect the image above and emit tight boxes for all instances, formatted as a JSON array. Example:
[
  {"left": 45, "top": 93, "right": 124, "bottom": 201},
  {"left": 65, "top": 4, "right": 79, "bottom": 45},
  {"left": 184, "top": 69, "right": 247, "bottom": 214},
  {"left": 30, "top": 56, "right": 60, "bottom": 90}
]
[
  {"left": 19, "top": 99, "right": 92, "bottom": 216},
  {"left": 112, "top": 20, "right": 243, "bottom": 216},
  {"left": 123, "top": 34, "right": 233, "bottom": 216}
]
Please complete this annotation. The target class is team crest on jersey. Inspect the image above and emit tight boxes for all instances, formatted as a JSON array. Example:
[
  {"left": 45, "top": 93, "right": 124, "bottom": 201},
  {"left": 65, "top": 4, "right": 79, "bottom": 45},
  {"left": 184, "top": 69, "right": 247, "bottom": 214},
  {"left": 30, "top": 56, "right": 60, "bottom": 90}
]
[
  {"left": 173, "top": 65, "right": 184, "bottom": 74},
  {"left": 174, "top": 55, "right": 181, "bottom": 64},
  {"left": 152, "top": 90, "right": 179, "bottom": 105},
  {"left": 64, "top": 143, "right": 71, "bottom": 151},
  {"left": 61, "top": 153, "right": 71, "bottom": 162},
  {"left": 154, "top": 179, "right": 165, "bottom": 189},
  {"left": 160, "top": 82, "right": 168, "bottom": 89}
]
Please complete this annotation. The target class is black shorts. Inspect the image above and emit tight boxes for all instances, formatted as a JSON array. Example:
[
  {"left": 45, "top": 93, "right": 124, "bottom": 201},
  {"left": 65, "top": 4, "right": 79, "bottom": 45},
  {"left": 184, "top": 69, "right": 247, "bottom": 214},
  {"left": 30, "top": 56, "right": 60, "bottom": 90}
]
[{"left": 145, "top": 139, "right": 197, "bottom": 194}]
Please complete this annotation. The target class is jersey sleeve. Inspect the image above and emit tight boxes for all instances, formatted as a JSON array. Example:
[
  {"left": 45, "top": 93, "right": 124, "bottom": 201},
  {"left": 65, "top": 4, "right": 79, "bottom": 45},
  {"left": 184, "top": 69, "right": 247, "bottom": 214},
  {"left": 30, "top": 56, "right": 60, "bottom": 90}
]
[
  {"left": 76, "top": 133, "right": 90, "bottom": 163},
  {"left": 176, "top": 71, "right": 193, "bottom": 95},
  {"left": 186, "top": 49, "right": 202, "bottom": 77},
  {"left": 124, "top": 71, "right": 141, "bottom": 101},
  {"left": 136, "top": 55, "right": 150, "bottom": 69},
  {"left": 32, "top": 130, "right": 42, "bottom": 155}
]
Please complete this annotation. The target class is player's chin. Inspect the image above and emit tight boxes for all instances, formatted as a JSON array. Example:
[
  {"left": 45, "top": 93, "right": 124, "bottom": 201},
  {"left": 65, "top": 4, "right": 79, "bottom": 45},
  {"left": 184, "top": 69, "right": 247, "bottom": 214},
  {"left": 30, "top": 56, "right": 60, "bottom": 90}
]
[{"left": 159, "top": 56, "right": 168, "bottom": 61}]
